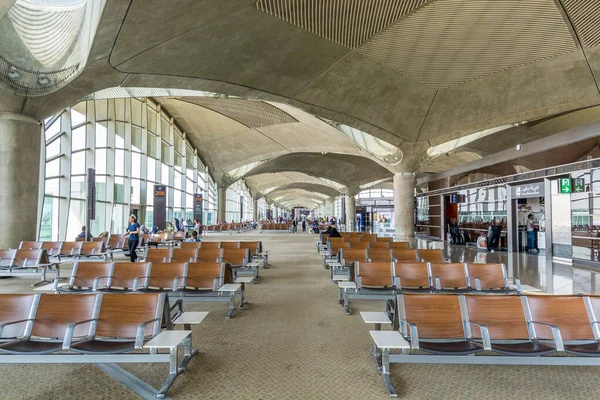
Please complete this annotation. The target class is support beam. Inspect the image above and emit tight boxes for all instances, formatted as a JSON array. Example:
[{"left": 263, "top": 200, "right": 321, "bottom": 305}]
[
  {"left": 252, "top": 198, "right": 258, "bottom": 221},
  {"left": 0, "top": 113, "right": 42, "bottom": 249},
  {"left": 217, "top": 186, "right": 227, "bottom": 224},
  {"left": 345, "top": 195, "right": 356, "bottom": 232},
  {"left": 393, "top": 173, "right": 415, "bottom": 241}
]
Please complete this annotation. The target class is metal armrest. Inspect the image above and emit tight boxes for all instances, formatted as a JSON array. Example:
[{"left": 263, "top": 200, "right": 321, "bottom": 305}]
[
  {"left": 529, "top": 321, "right": 564, "bottom": 351},
  {"left": 135, "top": 317, "right": 162, "bottom": 349},
  {"left": 132, "top": 275, "right": 151, "bottom": 291},
  {"left": 393, "top": 276, "right": 401, "bottom": 289},
  {"left": 356, "top": 275, "right": 363, "bottom": 289},
  {"left": 172, "top": 276, "right": 187, "bottom": 291},
  {"left": 434, "top": 276, "right": 441, "bottom": 290},
  {"left": 514, "top": 278, "right": 522, "bottom": 293},
  {"left": 51, "top": 278, "right": 61, "bottom": 291},
  {"left": 92, "top": 276, "right": 112, "bottom": 291},
  {"left": 474, "top": 277, "right": 482, "bottom": 291},
  {"left": 466, "top": 320, "right": 491, "bottom": 350},
  {"left": 405, "top": 320, "right": 419, "bottom": 349},
  {"left": 0, "top": 318, "right": 34, "bottom": 337},
  {"left": 62, "top": 318, "right": 98, "bottom": 350}
]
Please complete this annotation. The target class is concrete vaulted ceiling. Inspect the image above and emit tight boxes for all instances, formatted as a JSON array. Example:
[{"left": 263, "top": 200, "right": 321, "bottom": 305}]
[{"left": 3, "top": 1, "right": 600, "bottom": 208}]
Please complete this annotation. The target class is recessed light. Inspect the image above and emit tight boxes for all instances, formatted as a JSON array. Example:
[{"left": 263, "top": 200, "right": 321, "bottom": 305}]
[
  {"left": 38, "top": 75, "right": 51, "bottom": 86},
  {"left": 7, "top": 67, "right": 21, "bottom": 80},
  {"left": 516, "top": 144, "right": 522, "bottom": 151},
  {"left": 321, "top": 151, "right": 327, "bottom": 155}
]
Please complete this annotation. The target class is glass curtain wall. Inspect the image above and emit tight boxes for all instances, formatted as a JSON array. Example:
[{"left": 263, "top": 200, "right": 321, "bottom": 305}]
[
  {"left": 40, "top": 98, "right": 212, "bottom": 240},
  {"left": 225, "top": 180, "right": 254, "bottom": 223}
]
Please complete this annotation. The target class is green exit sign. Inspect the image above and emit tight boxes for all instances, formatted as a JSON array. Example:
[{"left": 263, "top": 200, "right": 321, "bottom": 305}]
[
  {"left": 574, "top": 178, "right": 586, "bottom": 193},
  {"left": 560, "top": 178, "right": 572, "bottom": 194}
]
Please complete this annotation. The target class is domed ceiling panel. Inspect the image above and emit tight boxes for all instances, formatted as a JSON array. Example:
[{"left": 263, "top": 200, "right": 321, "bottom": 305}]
[
  {"left": 358, "top": 0, "right": 577, "bottom": 89},
  {"left": 255, "top": 0, "right": 430, "bottom": 48},
  {"left": 179, "top": 97, "right": 297, "bottom": 128},
  {"left": 561, "top": 0, "right": 600, "bottom": 48}
]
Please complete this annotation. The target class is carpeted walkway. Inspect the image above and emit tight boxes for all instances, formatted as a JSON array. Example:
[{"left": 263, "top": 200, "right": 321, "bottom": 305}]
[{"left": 0, "top": 232, "right": 599, "bottom": 399}]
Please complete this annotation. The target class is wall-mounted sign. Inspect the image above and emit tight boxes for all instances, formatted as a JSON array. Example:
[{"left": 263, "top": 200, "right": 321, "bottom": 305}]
[
  {"left": 512, "top": 182, "right": 544, "bottom": 199},
  {"left": 154, "top": 184, "right": 167, "bottom": 230},
  {"left": 573, "top": 178, "right": 586, "bottom": 193},
  {"left": 193, "top": 194, "right": 203, "bottom": 223},
  {"left": 559, "top": 177, "right": 572, "bottom": 194},
  {"left": 372, "top": 206, "right": 394, "bottom": 213}
]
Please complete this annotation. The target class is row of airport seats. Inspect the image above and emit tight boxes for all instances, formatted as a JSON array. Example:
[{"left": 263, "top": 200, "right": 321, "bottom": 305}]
[
  {"left": 204, "top": 223, "right": 252, "bottom": 233},
  {"left": 0, "top": 292, "right": 202, "bottom": 398},
  {"left": 367, "top": 293, "right": 600, "bottom": 397},
  {"left": 0, "top": 248, "right": 59, "bottom": 285},
  {"left": 339, "top": 261, "right": 516, "bottom": 315},
  {"left": 260, "top": 223, "right": 292, "bottom": 232},
  {"left": 53, "top": 260, "right": 247, "bottom": 319},
  {"left": 18, "top": 241, "right": 108, "bottom": 259}
]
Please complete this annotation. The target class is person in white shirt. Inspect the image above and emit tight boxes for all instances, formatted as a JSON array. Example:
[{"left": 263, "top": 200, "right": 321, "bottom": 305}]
[{"left": 526, "top": 214, "right": 536, "bottom": 252}]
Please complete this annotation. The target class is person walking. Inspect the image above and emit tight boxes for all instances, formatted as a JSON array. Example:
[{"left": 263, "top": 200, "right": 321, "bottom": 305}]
[
  {"left": 526, "top": 214, "right": 537, "bottom": 252},
  {"left": 302, "top": 218, "right": 307, "bottom": 233},
  {"left": 123, "top": 215, "right": 141, "bottom": 262}
]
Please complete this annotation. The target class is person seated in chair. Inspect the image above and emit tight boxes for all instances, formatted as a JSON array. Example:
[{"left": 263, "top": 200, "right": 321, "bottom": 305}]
[
  {"left": 324, "top": 223, "right": 342, "bottom": 238},
  {"left": 77, "top": 226, "right": 93, "bottom": 241}
]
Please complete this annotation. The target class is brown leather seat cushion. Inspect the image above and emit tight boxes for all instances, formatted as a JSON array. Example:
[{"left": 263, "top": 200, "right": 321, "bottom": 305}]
[
  {"left": 0, "top": 340, "right": 63, "bottom": 354},
  {"left": 71, "top": 340, "right": 137, "bottom": 354},
  {"left": 565, "top": 343, "right": 600, "bottom": 356},
  {"left": 418, "top": 340, "right": 483, "bottom": 355}
]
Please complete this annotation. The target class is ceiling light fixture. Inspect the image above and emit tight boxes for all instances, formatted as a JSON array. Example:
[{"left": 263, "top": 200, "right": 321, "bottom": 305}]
[
  {"left": 37, "top": 75, "right": 51, "bottom": 86},
  {"left": 516, "top": 144, "right": 522, "bottom": 151},
  {"left": 321, "top": 151, "right": 327, "bottom": 155}
]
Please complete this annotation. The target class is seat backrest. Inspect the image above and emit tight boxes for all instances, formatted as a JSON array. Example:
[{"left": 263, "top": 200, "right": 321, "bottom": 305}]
[
  {"left": 320, "top": 233, "right": 330, "bottom": 244},
  {"left": 330, "top": 241, "right": 350, "bottom": 256},
  {"left": 376, "top": 237, "right": 393, "bottom": 243},
  {"left": 111, "top": 262, "right": 152, "bottom": 289},
  {"left": 0, "top": 294, "right": 39, "bottom": 338},
  {"left": 526, "top": 295, "right": 594, "bottom": 341},
  {"left": 180, "top": 242, "right": 202, "bottom": 249},
  {"left": 465, "top": 263, "right": 507, "bottom": 290},
  {"left": 349, "top": 241, "right": 369, "bottom": 249},
  {"left": 0, "top": 249, "right": 15, "bottom": 267},
  {"left": 367, "top": 248, "right": 394, "bottom": 262},
  {"left": 368, "top": 241, "right": 389, "bottom": 249},
  {"left": 32, "top": 293, "right": 99, "bottom": 339},
  {"left": 393, "top": 249, "right": 418, "bottom": 262},
  {"left": 60, "top": 241, "right": 83, "bottom": 255},
  {"left": 328, "top": 237, "right": 346, "bottom": 246},
  {"left": 419, "top": 249, "right": 444, "bottom": 263},
  {"left": 186, "top": 262, "right": 225, "bottom": 289},
  {"left": 222, "top": 248, "right": 249, "bottom": 266},
  {"left": 199, "top": 241, "right": 220, "bottom": 249},
  {"left": 108, "top": 235, "right": 124, "bottom": 249},
  {"left": 356, "top": 262, "right": 393, "bottom": 288},
  {"left": 147, "top": 262, "right": 188, "bottom": 289},
  {"left": 13, "top": 249, "right": 43, "bottom": 267},
  {"left": 173, "top": 231, "right": 185, "bottom": 240},
  {"left": 219, "top": 241, "right": 240, "bottom": 249},
  {"left": 145, "top": 248, "right": 172, "bottom": 262},
  {"left": 93, "top": 237, "right": 109, "bottom": 244},
  {"left": 429, "top": 263, "right": 468, "bottom": 289},
  {"left": 389, "top": 242, "right": 409, "bottom": 250},
  {"left": 240, "top": 241, "right": 260, "bottom": 257},
  {"left": 340, "top": 248, "right": 368, "bottom": 267},
  {"left": 393, "top": 262, "right": 431, "bottom": 289},
  {"left": 463, "top": 295, "right": 529, "bottom": 340},
  {"left": 171, "top": 248, "right": 198, "bottom": 263},
  {"left": 80, "top": 241, "right": 105, "bottom": 255},
  {"left": 361, "top": 234, "right": 377, "bottom": 242},
  {"left": 41, "top": 242, "right": 62, "bottom": 256},
  {"left": 95, "top": 293, "right": 163, "bottom": 338},
  {"left": 19, "top": 241, "right": 42, "bottom": 250},
  {"left": 399, "top": 293, "right": 465, "bottom": 339},
  {"left": 70, "top": 262, "right": 114, "bottom": 288},
  {"left": 196, "top": 248, "right": 224, "bottom": 263}
]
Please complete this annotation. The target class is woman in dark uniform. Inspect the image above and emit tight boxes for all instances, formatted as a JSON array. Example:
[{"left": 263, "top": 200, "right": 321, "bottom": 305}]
[{"left": 123, "top": 215, "right": 140, "bottom": 262}]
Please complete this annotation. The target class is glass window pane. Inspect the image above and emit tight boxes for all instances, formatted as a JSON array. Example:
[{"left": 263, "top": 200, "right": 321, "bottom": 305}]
[
  {"left": 91, "top": 203, "right": 106, "bottom": 236},
  {"left": 161, "top": 141, "right": 171, "bottom": 164},
  {"left": 95, "top": 149, "right": 107, "bottom": 174},
  {"left": 45, "top": 117, "right": 61, "bottom": 141},
  {"left": 66, "top": 200, "right": 85, "bottom": 240},
  {"left": 115, "top": 149, "right": 125, "bottom": 176},
  {"left": 174, "top": 153, "right": 183, "bottom": 171},
  {"left": 147, "top": 157, "right": 156, "bottom": 182},
  {"left": 131, "top": 179, "right": 141, "bottom": 204},
  {"left": 132, "top": 99, "right": 142, "bottom": 126},
  {"left": 96, "top": 176, "right": 107, "bottom": 201},
  {"left": 174, "top": 172, "right": 182, "bottom": 190},
  {"left": 146, "top": 206, "right": 153, "bottom": 227},
  {"left": 39, "top": 197, "right": 59, "bottom": 241},
  {"left": 111, "top": 204, "right": 125, "bottom": 234},
  {"left": 116, "top": 122, "right": 125, "bottom": 149},
  {"left": 71, "top": 105, "right": 86, "bottom": 126},
  {"left": 147, "top": 185, "right": 154, "bottom": 206},
  {"left": 161, "top": 163, "right": 169, "bottom": 185},
  {"left": 95, "top": 100, "right": 108, "bottom": 120},
  {"left": 72, "top": 126, "right": 86, "bottom": 151},
  {"left": 115, "top": 98, "right": 125, "bottom": 121},
  {"left": 114, "top": 177, "right": 125, "bottom": 203},
  {"left": 45, "top": 178, "right": 60, "bottom": 196},
  {"left": 71, "top": 176, "right": 85, "bottom": 199},
  {"left": 71, "top": 151, "right": 86, "bottom": 175},
  {"left": 147, "top": 109, "right": 156, "bottom": 133},
  {"left": 96, "top": 122, "right": 107, "bottom": 147},
  {"left": 161, "top": 118, "right": 171, "bottom": 144},
  {"left": 46, "top": 158, "right": 60, "bottom": 177},
  {"left": 174, "top": 133, "right": 183, "bottom": 155},
  {"left": 46, "top": 139, "right": 61, "bottom": 159},
  {"left": 131, "top": 152, "right": 141, "bottom": 178},
  {"left": 148, "top": 134, "right": 158, "bottom": 158},
  {"left": 132, "top": 126, "right": 142, "bottom": 152}
]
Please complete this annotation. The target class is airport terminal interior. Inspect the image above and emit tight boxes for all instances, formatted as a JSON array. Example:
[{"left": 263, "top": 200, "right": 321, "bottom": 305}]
[{"left": 3, "top": 0, "right": 600, "bottom": 399}]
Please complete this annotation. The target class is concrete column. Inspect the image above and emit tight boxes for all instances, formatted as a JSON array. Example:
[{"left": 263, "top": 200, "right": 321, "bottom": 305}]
[
  {"left": 252, "top": 198, "right": 258, "bottom": 221},
  {"left": 393, "top": 172, "right": 415, "bottom": 241},
  {"left": 0, "top": 113, "right": 43, "bottom": 249},
  {"left": 217, "top": 186, "right": 227, "bottom": 224},
  {"left": 345, "top": 195, "right": 356, "bottom": 231}
]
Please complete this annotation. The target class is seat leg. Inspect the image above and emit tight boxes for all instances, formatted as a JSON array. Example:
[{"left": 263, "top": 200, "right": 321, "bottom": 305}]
[
  {"left": 344, "top": 291, "right": 350, "bottom": 315},
  {"left": 338, "top": 287, "right": 343, "bottom": 306},
  {"left": 380, "top": 348, "right": 398, "bottom": 398},
  {"left": 226, "top": 291, "right": 238, "bottom": 319}
]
